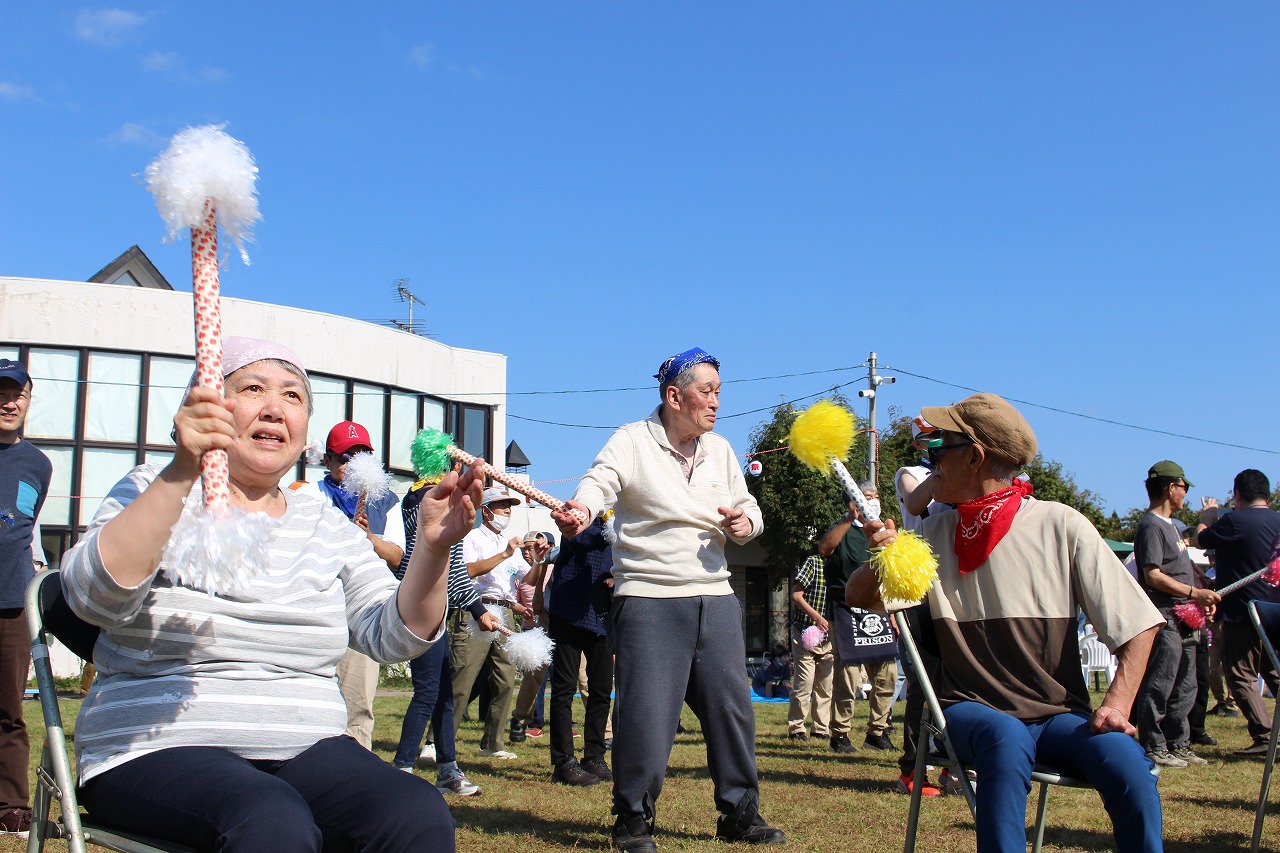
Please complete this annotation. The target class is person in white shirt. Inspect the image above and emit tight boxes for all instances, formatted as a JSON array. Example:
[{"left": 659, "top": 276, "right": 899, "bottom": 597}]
[{"left": 449, "top": 488, "right": 543, "bottom": 758}]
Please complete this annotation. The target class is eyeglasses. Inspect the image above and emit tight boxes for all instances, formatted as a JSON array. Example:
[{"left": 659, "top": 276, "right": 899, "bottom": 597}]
[
  {"left": 926, "top": 440, "right": 973, "bottom": 465},
  {"left": 1173, "top": 482, "right": 1190, "bottom": 492}
]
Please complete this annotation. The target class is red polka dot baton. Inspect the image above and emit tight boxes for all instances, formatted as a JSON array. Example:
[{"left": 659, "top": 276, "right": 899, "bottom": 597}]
[{"left": 145, "top": 125, "right": 271, "bottom": 594}]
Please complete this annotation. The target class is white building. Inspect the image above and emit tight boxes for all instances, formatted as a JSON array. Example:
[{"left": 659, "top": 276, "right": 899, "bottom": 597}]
[{"left": 1, "top": 247, "right": 508, "bottom": 569}]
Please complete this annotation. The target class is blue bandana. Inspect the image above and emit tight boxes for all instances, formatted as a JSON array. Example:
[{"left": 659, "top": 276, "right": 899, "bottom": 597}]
[{"left": 654, "top": 347, "right": 720, "bottom": 385}]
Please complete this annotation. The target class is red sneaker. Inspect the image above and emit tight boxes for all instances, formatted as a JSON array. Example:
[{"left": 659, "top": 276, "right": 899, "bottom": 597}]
[{"left": 895, "top": 773, "right": 941, "bottom": 797}]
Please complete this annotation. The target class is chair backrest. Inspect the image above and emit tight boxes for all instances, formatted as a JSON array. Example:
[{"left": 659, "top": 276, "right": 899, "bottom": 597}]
[
  {"left": 1249, "top": 600, "right": 1280, "bottom": 675},
  {"left": 34, "top": 569, "right": 100, "bottom": 663},
  {"left": 1080, "top": 632, "right": 1114, "bottom": 670}
]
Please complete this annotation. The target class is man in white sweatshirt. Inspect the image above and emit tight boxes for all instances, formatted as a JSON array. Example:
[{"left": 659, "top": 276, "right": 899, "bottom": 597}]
[{"left": 555, "top": 347, "right": 784, "bottom": 852}]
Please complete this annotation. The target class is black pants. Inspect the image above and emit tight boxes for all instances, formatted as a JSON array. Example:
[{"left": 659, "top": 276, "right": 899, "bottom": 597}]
[
  {"left": 79, "top": 735, "right": 455, "bottom": 852},
  {"left": 0, "top": 609, "right": 28, "bottom": 813},
  {"left": 548, "top": 613, "right": 613, "bottom": 767},
  {"left": 1189, "top": 629, "right": 1209, "bottom": 737}
]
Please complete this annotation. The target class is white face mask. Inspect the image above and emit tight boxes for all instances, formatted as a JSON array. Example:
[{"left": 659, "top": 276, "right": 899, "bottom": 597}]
[
  {"left": 864, "top": 498, "right": 881, "bottom": 520},
  {"left": 487, "top": 512, "right": 510, "bottom": 532}
]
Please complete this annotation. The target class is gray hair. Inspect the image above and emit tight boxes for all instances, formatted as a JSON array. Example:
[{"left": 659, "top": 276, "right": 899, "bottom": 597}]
[{"left": 659, "top": 363, "right": 708, "bottom": 402}]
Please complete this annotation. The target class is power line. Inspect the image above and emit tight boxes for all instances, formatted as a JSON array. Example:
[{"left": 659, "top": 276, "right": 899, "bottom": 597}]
[
  {"left": 884, "top": 364, "right": 1280, "bottom": 457},
  {"left": 508, "top": 378, "right": 863, "bottom": 430}
]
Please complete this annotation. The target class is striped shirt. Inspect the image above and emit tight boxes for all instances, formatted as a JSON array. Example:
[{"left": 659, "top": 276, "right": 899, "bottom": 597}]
[
  {"left": 397, "top": 482, "right": 486, "bottom": 621},
  {"left": 61, "top": 464, "right": 441, "bottom": 783}
]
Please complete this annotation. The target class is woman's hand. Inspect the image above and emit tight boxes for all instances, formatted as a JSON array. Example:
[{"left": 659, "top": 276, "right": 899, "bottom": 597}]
[
  {"left": 170, "top": 385, "right": 236, "bottom": 482},
  {"left": 416, "top": 461, "right": 485, "bottom": 555}
]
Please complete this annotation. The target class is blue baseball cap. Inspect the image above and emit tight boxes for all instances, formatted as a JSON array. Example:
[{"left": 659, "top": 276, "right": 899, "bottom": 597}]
[{"left": 0, "top": 359, "right": 30, "bottom": 388}]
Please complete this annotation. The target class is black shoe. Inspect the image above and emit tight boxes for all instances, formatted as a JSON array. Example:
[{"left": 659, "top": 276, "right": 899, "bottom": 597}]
[
  {"left": 716, "top": 792, "right": 786, "bottom": 846},
  {"left": 863, "top": 733, "right": 894, "bottom": 751},
  {"left": 582, "top": 756, "right": 613, "bottom": 782},
  {"left": 553, "top": 759, "right": 601, "bottom": 786},
  {"left": 829, "top": 733, "right": 857, "bottom": 755},
  {"left": 509, "top": 719, "right": 527, "bottom": 744},
  {"left": 1210, "top": 703, "right": 1241, "bottom": 718},
  {"left": 1191, "top": 731, "right": 1218, "bottom": 747},
  {"left": 613, "top": 813, "right": 657, "bottom": 852},
  {"left": 788, "top": 731, "right": 809, "bottom": 743},
  {"left": 1236, "top": 739, "right": 1271, "bottom": 757}
]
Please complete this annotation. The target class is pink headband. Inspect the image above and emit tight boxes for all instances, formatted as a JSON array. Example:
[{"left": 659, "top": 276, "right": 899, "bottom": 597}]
[{"left": 221, "top": 336, "right": 306, "bottom": 377}]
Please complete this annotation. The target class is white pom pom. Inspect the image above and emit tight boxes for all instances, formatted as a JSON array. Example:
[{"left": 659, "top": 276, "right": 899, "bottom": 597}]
[
  {"left": 465, "top": 604, "right": 509, "bottom": 642},
  {"left": 340, "top": 452, "right": 392, "bottom": 503},
  {"left": 503, "top": 627, "right": 555, "bottom": 673},
  {"left": 145, "top": 124, "right": 261, "bottom": 264},
  {"left": 602, "top": 521, "right": 617, "bottom": 545},
  {"left": 161, "top": 503, "right": 273, "bottom": 595},
  {"left": 304, "top": 439, "right": 325, "bottom": 466}
]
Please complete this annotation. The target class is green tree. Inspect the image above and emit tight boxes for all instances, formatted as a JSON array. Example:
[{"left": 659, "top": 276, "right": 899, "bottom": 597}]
[{"left": 745, "top": 396, "right": 871, "bottom": 576}]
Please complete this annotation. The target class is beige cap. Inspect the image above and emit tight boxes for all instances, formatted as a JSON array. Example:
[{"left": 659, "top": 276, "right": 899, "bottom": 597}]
[{"left": 920, "top": 393, "right": 1038, "bottom": 467}]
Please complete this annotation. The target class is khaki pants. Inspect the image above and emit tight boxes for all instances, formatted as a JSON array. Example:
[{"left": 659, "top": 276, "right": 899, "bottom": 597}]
[
  {"left": 451, "top": 610, "right": 518, "bottom": 752},
  {"left": 863, "top": 659, "right": 898, "bottom": 736},
  {"left": 578, "top": 655, "right": 614, "bottom": 739},
  {"left": 787, "top": 625, "right": 833, "bottom": 737},
  {"left": 829, "top": 624, "right": 860, "bottom": 736},
  {"left": 336, "top": 649, "right": 380, "bottom": 749}
]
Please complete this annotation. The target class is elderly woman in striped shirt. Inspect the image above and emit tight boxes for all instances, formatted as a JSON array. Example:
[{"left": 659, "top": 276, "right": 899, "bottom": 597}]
[{"left": 60, "top": 337, "right": 475, "bottom": 853}]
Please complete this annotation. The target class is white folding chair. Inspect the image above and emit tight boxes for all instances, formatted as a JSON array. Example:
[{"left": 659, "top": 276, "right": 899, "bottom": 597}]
[
  {"left": 26, "top": 570, "right": 192, "bottom": 853},
  {"left": 895, "top": 610, "right": 1101, "bottom": 853},
  {"left": 1247, "top": 600, "right": 1280, "bottom": 852}
]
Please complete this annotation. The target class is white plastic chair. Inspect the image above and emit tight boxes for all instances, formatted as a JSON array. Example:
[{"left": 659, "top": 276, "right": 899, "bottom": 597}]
[{"left": 1079, "top": 626, "right": 1117, "bottom": 692}]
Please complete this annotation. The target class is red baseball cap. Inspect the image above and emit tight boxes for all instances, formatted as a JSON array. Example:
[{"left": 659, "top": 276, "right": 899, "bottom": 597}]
[{"left": 327, "top": 421, "right": 373, "bottom": 455}]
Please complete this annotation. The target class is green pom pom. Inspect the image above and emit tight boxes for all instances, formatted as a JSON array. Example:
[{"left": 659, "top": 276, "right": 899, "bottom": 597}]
[{"left": 410, "top": 428, "right": 454, "bottom": 478}]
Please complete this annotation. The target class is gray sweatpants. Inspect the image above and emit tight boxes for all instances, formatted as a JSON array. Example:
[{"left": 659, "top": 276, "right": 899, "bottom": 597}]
[
  {"left": 611, "top": 594, "right": 759, "bottom": 820},
  {"left": 1135, "top": 616, "right": 1196, "bottom": 753}
]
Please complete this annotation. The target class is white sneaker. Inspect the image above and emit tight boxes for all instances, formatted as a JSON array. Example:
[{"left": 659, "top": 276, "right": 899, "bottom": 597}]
[
  {"left": 398, "top": 765, "right": 415, "bottom": 774},
  {"left": 437, "top": 771, "right": 482, "bottom": 796},
  {"left": 419, "top": 742, "right": 436, "bottom": 762},
  {"left": 478, "top": 748, "right": 517, "bottom": 759}
]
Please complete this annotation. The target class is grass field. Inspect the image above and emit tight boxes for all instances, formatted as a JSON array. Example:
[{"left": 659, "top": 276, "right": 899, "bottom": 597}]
[{"left": 5, "top": 687, "right": 1277, "bottom": 851}]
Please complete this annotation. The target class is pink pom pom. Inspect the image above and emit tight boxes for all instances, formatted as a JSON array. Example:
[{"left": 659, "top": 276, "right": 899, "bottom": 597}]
[
  {"left": 802, "top": 625, "right": 826, "bottom": 650},
  {"left": 1174, "top": 601, "right": 1206, "bottom": 629}
]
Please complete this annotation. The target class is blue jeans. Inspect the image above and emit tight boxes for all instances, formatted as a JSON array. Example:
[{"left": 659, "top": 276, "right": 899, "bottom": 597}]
[
  {"left": 393, "top": 634, "right": 456, "bottom": 768},
  {"left": 944, "top": 702, "right": 1162, "bottom": 853}
]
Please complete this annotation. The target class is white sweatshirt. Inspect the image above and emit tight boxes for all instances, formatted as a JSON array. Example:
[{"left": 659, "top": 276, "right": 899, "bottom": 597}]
[{"left": 572, "top": 408, "right": 763, "bottom": 598}]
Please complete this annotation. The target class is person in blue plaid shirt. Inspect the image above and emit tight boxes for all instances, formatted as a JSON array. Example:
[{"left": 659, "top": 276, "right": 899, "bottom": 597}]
[{"left": 787, "top": 555, "right": 833, "bottom": 743}]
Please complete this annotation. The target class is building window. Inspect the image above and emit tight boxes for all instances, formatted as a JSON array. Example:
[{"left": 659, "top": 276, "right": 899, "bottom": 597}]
[
  {"left": 741, "top": 567, "right": 769, "bottom": 654},
  {"left": 388, "top": 392, "right": 418, "bottom": 472},
  {"left": 146, "top": 357, "right": 194, "bottom": 445},
  {"left": 24, "top": 349, "right": 79, "bottom": 439},
  {"left": 85, "top": 351, "right": 142, "bottom": 442}
]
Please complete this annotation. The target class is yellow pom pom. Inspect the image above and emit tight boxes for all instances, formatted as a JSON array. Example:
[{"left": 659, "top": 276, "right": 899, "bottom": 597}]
[
  {"left": 787, "top": 400, "right": 856, "bottom": 473},
  {"left": 873, "top": 530, "right": 939, "bottom": 603}
]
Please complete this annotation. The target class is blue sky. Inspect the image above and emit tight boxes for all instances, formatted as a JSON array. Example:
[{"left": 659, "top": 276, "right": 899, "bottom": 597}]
[{"left": 2, "top": 4, "right": 1278, "bottom": 513}]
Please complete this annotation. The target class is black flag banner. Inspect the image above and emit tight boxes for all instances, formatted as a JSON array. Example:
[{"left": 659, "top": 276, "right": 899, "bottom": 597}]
[{"left": 829, "top": 595, "right": 899, "bottom": 666}]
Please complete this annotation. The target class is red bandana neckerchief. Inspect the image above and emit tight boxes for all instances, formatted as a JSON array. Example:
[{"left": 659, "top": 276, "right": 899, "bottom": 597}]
[{"left": 954, "top": 479, "right": 1035, "bottom": 574}]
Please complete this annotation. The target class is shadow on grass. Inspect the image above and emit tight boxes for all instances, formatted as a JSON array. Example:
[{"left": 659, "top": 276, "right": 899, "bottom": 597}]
[
  {"left": 1036, "top": 824, "right": 1248, "bottom": 852},
  {"left": 451, "top": 803, "right": 709, "bottom": 846}
]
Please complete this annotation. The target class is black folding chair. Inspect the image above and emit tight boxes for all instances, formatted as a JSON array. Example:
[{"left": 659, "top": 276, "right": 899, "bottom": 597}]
[
  {"left": 894, "top": 610, "right": 1102, "bottom": 853},
  {"left": 25, "top": 569, "right": 190, "bottom": 853},
  {"left": 1247, "top": 599, "right": 1280, "bottom": 852}
]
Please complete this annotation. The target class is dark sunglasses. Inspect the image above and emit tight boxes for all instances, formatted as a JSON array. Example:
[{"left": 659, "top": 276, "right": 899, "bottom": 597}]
[{"left": 926, "top": 440, "right": 973, "bottom": 465}]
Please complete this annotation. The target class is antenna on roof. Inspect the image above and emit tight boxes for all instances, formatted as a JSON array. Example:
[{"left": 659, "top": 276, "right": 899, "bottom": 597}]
[{"left": 391, "top": 278, "right": 430, "bottom": 337}]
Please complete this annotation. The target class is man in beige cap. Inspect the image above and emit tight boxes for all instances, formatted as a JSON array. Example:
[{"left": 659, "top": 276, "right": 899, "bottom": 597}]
[{"left": 847, "top": 393, "right": 1166, "bottom": 853}]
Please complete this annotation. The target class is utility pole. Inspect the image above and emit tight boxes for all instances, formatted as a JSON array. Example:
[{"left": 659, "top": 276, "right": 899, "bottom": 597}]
[{"left": 857, "top": 351, "right": 895, "bottom": 486}]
